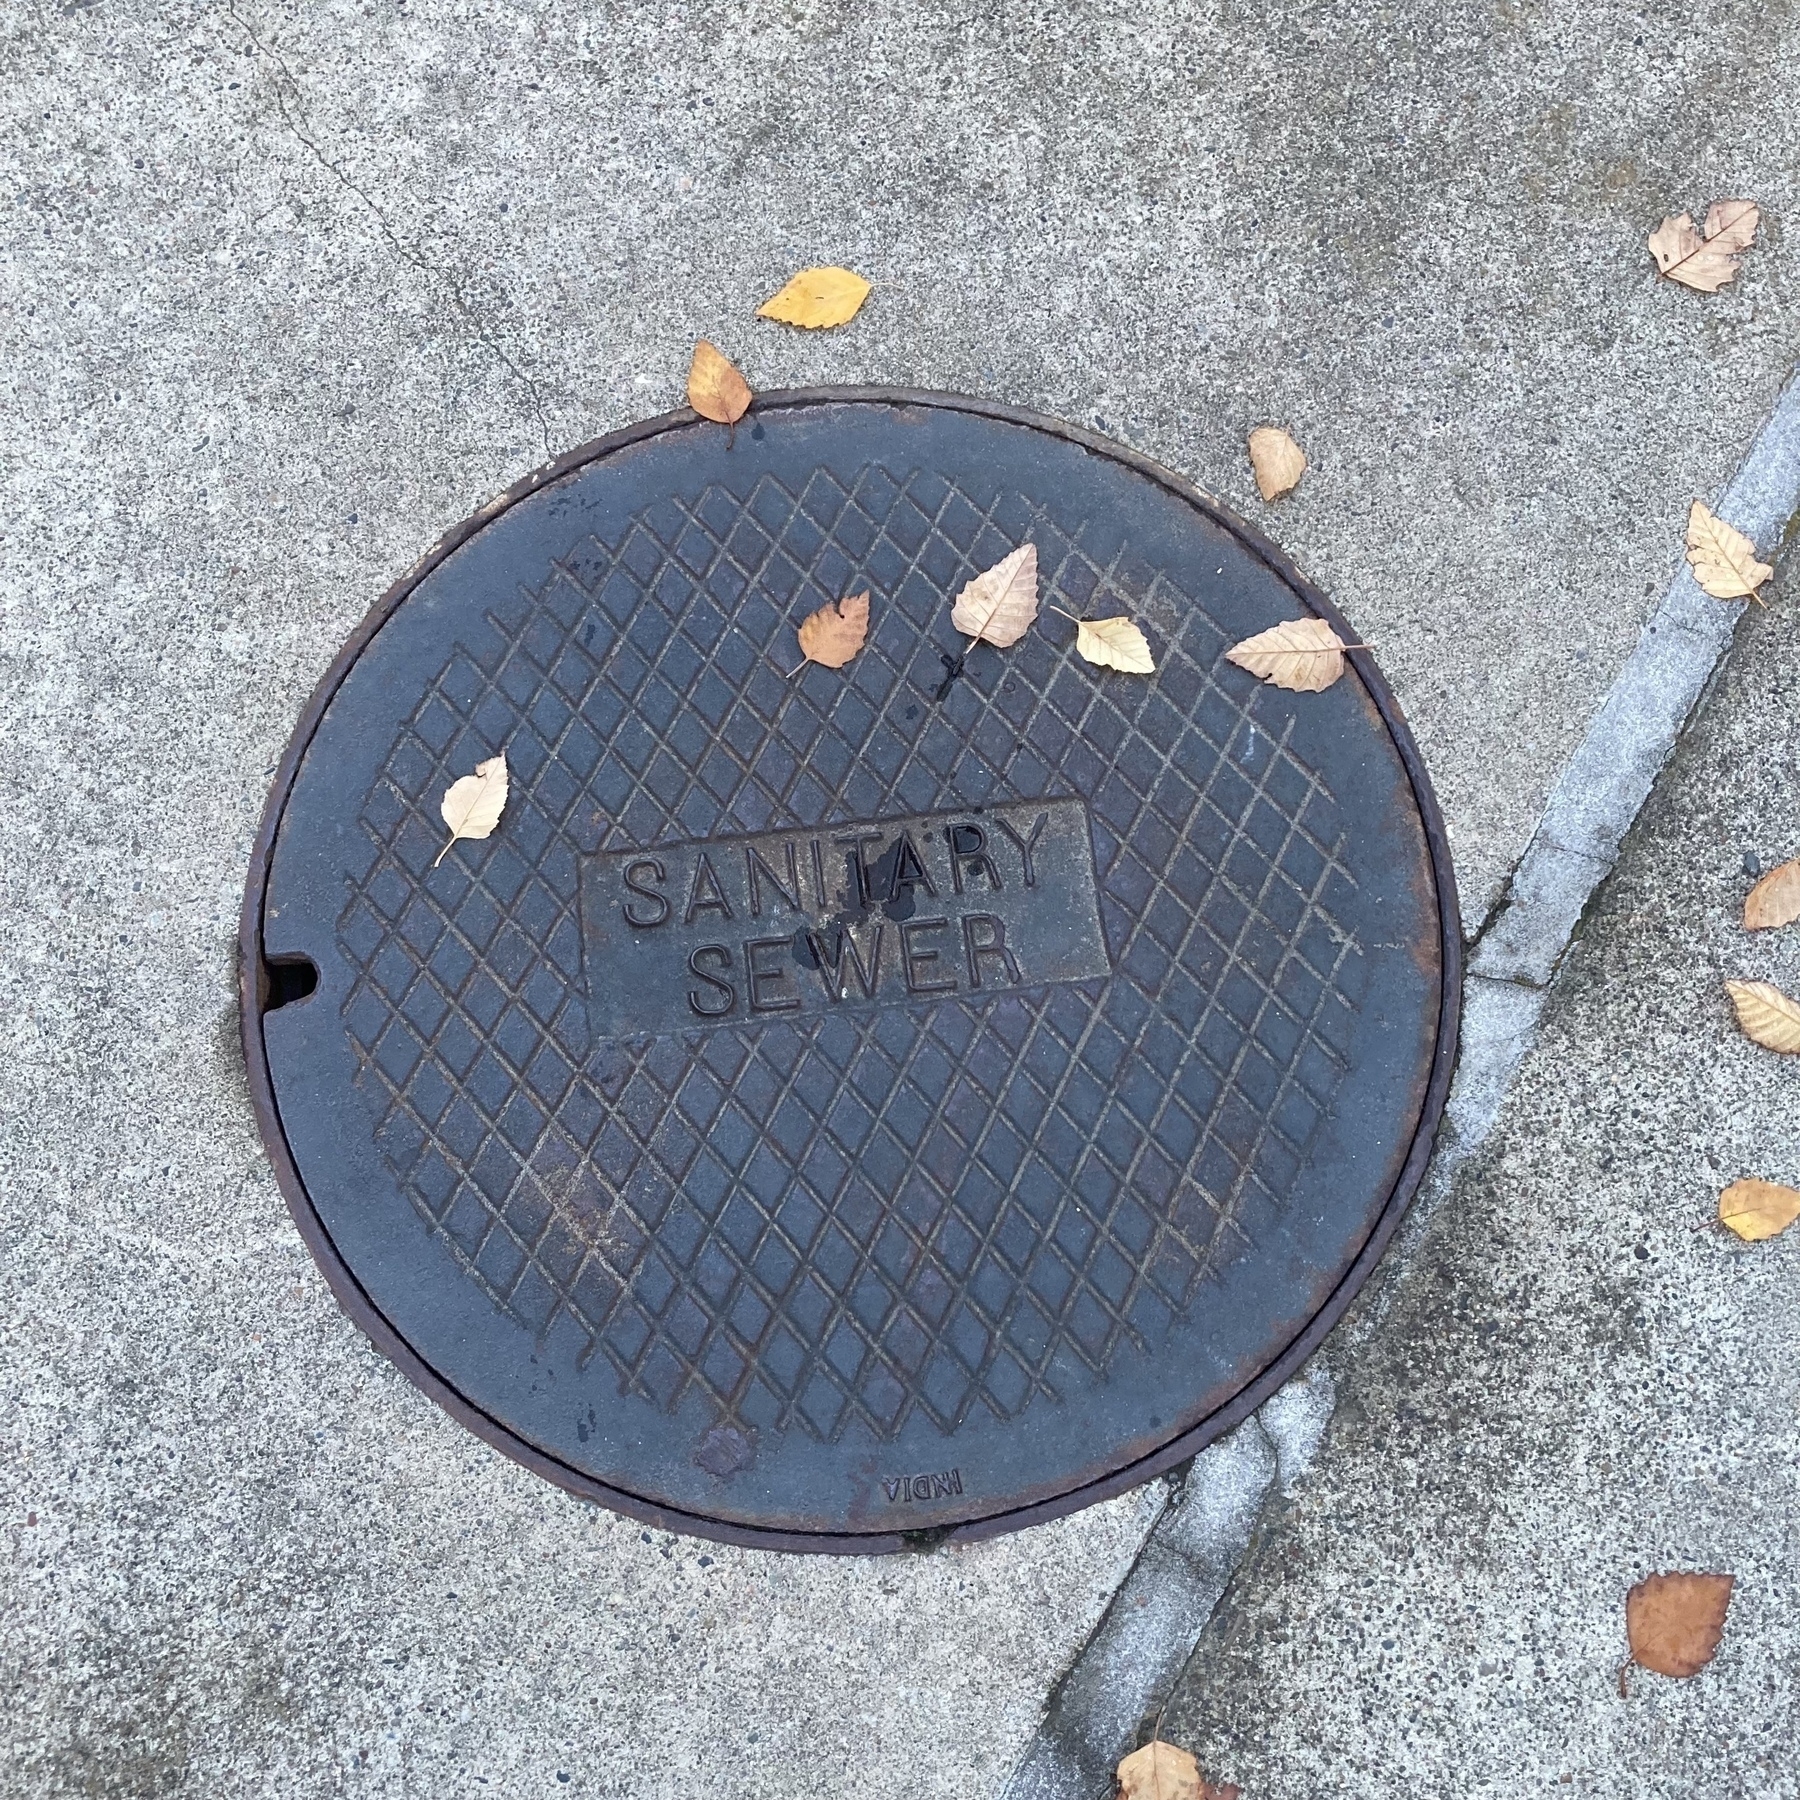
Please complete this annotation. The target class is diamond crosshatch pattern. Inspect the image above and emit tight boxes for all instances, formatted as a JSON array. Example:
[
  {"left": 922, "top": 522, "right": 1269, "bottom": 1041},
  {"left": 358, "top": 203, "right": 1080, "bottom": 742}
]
[{"left": 334, "top": 452, "right": 1369, "bottom": 1448}]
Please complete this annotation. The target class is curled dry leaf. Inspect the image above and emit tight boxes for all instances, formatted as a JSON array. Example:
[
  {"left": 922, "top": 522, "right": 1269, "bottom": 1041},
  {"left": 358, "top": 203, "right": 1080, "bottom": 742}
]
[
  {"left": 1073, "top": 615, "right": 1156, "bottom": 674},
  {"left": 1115, "top": 1740, "right": 1238, "bottom": 1800},
  {"left": 795, "top": 590, "right": 871, "bottom": 670},
  {"left": 1718, "top": 1178, "right": 1800, "bottom": 1243},
  {"left": 1744, "top": 858, "right": 1800, "bottom": 931},
  {"left": 756, "top": 265, "right": 872, "bottom": 329},
  {"left": 952, "top": 544, "right": 1039, "bottom": 648},
  {"left": 1648, "top": 201, "right": 1760, "bottom": 293},
  {"left": 1626, "top": 1572, "right": 1734, "bottom": 1678},
  {"left": 687, "top": 340, "right": 753, "bottom": 437},
  {"left": 1725, "top": 978, "right": 1800, "bottom": 1053},
  {"left": 1248, "top": 424, "right": 1307, "bottom": 501},
  {"left": 434, "top": 751, "right": 509, "bottom": 869},
  {"left": 1226, "top": 616, "right": 1349, "bottom": 692},
  {"left": 1686, "top": 501, "right": 1773, "bottom": 603}
]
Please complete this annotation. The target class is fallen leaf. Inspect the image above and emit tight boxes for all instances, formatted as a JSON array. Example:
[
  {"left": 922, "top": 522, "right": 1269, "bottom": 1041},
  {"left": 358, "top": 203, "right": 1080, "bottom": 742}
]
[
  {"left": 795, "top": 589, "right": 871, "bottom": 670},
  {"left": 952, "top": 544, "right": 1039, "bottom": 648},
  {"left": 1072, "top": 615, "right": 1156, "bottom": 674},
  {"left": 1115, "top": 1740, "right": 1238, "bottom": 1800},
  {"left": 1686, "top": 501, "right": 1773, "bottom": 603},
  {"left": 687, "top": 339, "right": 752, "bottom": 439},
  {"left": 1725, "top": 978, "right": 1800, "bottom": 1053},
  {"left": 1648, "top": 200, "right": 1760, "bottom": 293},
  {"left": 1744, "top": 858, "right": 1800, "bottom": 930},
  {"left": 1626, "top": 1572, "right": 1734, "bottom": 1678},
  {"left": 1248, "top": 424, "right": 1307, "bottom": 501},
  {"left": 1225, "top": 616, "right": 1350, "bottom": 692},
  {"left": 434, "top": 751, "right": 508, "bottom": 869},
  {"left": 1718, "top": 1178, "right": 1800, "bottom": 1243},
  {"left": 756, "top": 265, "right": 871, "bottom": 329}
]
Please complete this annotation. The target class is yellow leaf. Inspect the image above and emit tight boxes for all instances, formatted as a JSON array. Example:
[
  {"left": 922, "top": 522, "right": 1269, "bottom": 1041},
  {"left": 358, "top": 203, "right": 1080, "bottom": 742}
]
[
  {"left": 687, "top": 340, "right": 752, "bottom": 436},
  {"left": 756, "top": 266, "right": 871, "bottom": 330},
  {"left": 1073, "top": 616, "right": 1156, "bottom": 675},
  {"left": 1225, "top": 616, "right": 1349, "bottom": 692},
  {"left": 795, "top": 590, "right": 871, "bottom": 670},
  {"left": 1626, "top": 1572, "right": 1734, "bottom": 1678},
  {"left": 1725, "top": 978, "right": 1800, "bottom": 1053},
  {"left": 1115, "top": 1740, "right": 1238, "bottom": 1800},
  {"left": 1685, "top": 501, "right": 1772, "bottom": 602},
  {"left": 952, "top": 544, "right": 1039, "bottom": 648},
  {"left": 1743, "top": 858, "right": 1800, "bottom": 930},
  {"left": 1648, "top": 200, "right": 1760, "bottom": 293},
  {"left": 1248, "top": 424, "right": 1307, "bottom": 501},
  {"left": 1718, "top": 1179, "right": 1800, "bottom": 1243},
  {"left": 434, "top": 751, "right": 509, "bottom": 869}
]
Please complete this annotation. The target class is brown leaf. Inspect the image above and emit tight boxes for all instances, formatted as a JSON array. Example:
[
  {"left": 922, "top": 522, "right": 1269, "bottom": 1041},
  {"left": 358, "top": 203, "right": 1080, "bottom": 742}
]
[
  {"left": 1073, "top": 615, "right": 1156, "bottom": 674},
  {"left": 434, "top": 751, "right": 509, "bottom": 869},
  {"left": 1686, "top": 501, "right": 1773, "bottom": 603},
  {"left": 1248, "top": 425, "right": 1307, "bottom": 501},
  {"left": 952, "top": 544, "right": 1039, "bottom": 648},
  {"left": 1725, "top": 978, "right": 1800, "bottom": 1053},
  {"left": 687, "top": 340, "right": 752, "bottom": 433},
  {"left": 1627, "top": 1572, "right": 1734, "bottom": 1678},
  {"left": 1115, "top": 1740, "right": 1238, "bottom": 1800},
  {"left": 1648, "top": 200, "right": 1760, "bottom": 293},
  {"left": 1718, "top": 1178, "right": 1800, "bottom": 1243},
  {"left": 756, "top": 266, "right": 871, "bottom": 329},
  {"left": 1744, "top": 858, "right": 1800, "bottom": 931},
  {"left": 1225, "top": 616, "right": 1349, "bottom": 692},
  {"left": 795, "top": 590, "right": 871, "bottom": 670}
]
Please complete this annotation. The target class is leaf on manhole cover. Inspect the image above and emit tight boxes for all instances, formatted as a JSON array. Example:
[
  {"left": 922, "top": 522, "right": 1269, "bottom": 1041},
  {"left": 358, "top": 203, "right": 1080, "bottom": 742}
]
[
  {"left": 1626, "top": 1571, "right": 1734, "bottom": 1678},
  {"left": 756, "top": 265, "right": 871, "bottom": 329},
  {"left": 1248, "top": 424, "right": 1307, "bottom": 501},
  {"left": 795, "top": 589, "right": 871, "bottom": 671},
  {"left": 1686, "top": 501, "right": 1773, "bottom": 603},
  {"left": 1718, "top": 1178, "right": 1800, "bottom": 1243},
  {"left": 1225, "top": 616, "right": 1351, "bottom": 692},
  {"left": 1725, "top": 978, "right": 1800, "bottom": 1053},
  {"left": 1744, "top": 858, "right": 1800, "bottom": 930},
  {"left": 1065, "top": 612, "right": 1156, "bottom": 674},
  {"left": 434, "top": 751, "right": 509, "bottom": 869},
  {"left": 687, "top": 340, "right": 753, "bottom": 440},
  {"left": 1648, "top": 201, "right": 1760, "bottom": 292},
  {"left": 952, "top": 543, "right": 1039, "bottom": 648},
  {"left": 1116, "top": 1741, "right": 1238, "bottom": 1800}
]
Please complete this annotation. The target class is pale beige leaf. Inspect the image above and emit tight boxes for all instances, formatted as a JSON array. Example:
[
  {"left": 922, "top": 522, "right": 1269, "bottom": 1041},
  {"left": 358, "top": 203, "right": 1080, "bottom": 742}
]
[
  {"left": 1686, "top": 501, "right": 1773, "bottom": 601},
  {"left": 1225, "top": 616, "right": 1347, "bottom": 692},
  {"left": 1718, "top": 1179, "right": 1800, "bottom": 1243},
  {"left": 686, "top": 340, "right": 752, "bottom": 429},
  {"left": 796, "top": 590, "right": 871, "bottom": 670},
  {"left": 1248, "top": 424, "right": 1307, "bottom": 501},
  {"left": 435, "top": 752, "right": 509, "bottom": 868},
  {"left": 1725, "top": 978, "right": 1800, "bottom": 1053},
  {"left": 1648, "top": 201, "right": 1760, "bottom": 292},
  {"left": 1743, "top": 858, "right": 1800, "bottom": 930},
  {"left": 756, "top": 266, "right": 871, "bottom": 329},
  {"left": 1627, "top": 1572, "right": 1733, "bottom": 1678},
  {"left": 952, "top": 544, "right": 1039, "bottom": 648},
  {"left": 1116, "top": 1740, "right": 1239, "bottom": 1800},
  {"left": 1074, "top": 616, "right": 1156, "bottom": 674}
]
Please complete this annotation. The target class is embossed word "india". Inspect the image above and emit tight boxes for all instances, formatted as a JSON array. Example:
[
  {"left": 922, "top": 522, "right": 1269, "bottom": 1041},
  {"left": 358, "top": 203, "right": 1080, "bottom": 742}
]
[
  {"left": 883, "top": 1468, "right": 962, "bottom": 1503},
  {"left": 581, "top": 798, "right": 1110, "bottom": 1037}
]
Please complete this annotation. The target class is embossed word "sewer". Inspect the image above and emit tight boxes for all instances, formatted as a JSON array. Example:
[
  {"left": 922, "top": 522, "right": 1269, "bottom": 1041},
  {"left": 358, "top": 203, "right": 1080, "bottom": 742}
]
[{"left": 581, "top": 798, "right": 1110, "bottom": 1037}]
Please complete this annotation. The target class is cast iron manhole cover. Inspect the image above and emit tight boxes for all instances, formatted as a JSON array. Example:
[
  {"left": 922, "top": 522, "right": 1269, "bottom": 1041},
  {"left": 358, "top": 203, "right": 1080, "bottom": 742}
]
[{"left": 243, "top": 390, "right": 1459, "bottom": 1551}]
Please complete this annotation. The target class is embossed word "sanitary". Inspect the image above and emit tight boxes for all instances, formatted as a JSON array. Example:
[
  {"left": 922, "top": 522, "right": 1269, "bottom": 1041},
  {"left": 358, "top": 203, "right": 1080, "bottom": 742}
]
[{"left": 581, "top": 798, "right": 1110, "bottom": 1037}]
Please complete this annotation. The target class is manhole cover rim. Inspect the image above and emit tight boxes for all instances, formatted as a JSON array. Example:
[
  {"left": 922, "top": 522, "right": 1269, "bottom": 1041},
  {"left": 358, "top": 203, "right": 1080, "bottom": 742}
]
[{"left": 240, "top": 385, "right": 1463, "bottom": 1554}]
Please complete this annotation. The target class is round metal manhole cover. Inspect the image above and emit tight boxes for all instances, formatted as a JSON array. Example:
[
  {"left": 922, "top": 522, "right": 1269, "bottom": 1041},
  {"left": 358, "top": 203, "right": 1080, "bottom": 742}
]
[{"left": 243, "top": 390, "right": 1459, "bottom": 1552}]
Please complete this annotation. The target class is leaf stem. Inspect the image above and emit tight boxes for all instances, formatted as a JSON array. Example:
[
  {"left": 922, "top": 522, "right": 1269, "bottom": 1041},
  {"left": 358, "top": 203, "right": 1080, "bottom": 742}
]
[{"left": 432, "top": 832, "right": 455, "bottom": 870}]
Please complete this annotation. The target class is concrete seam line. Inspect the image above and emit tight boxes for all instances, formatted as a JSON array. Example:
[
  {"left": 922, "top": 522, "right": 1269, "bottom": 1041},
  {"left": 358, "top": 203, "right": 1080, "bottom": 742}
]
[{"left": 996, "top": 363, "right": 1800, "bottom": 1800}]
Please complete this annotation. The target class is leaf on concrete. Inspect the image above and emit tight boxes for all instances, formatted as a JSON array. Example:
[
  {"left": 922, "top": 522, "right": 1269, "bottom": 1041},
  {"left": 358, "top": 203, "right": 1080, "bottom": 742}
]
[
  {"left": 1115, "top": 1740, "right": 1239, "bottom": 1800},
  {"left": 1743, "top": 858, "right": 1800, "bottom": 931},
  {"left": 1725, "top": 978, "right": 1800, "bottom": 1053},
  {"left": 756, "top": 265, "right": 872, "bottom": 329},
  {"left": 1686, "top": 501, "right": 1773, "bottom": 603},
  {"left": 1248, "top": 424, "right": 1307, "bottom": 501},
  {"left": 1648, "top": 201, "right": 1760, "bottom": 293},
  {"left": 1718, "top": 1178, "right": 1800, "bottom": 1243},
  {"left": 687, "top": 340, "right": 753, "bottom": 436},
  {"left": 1626, "top": 1571, "right": 1734, "bottom": 1678},
  {"left": 796, "top": 590, "right": 871, "bottom": 670},
  {"left": 952, "top": 544, "right": 1039, "bottom": 648},
  {"left": 1072, "top": 615, "right": 1156, "bottom": 674},
  {"left": 435, "top": 751, "right": 509, "bottom": 869},
  {"left": 1225, "top": 616, "right": 1349, "bottom": 692}
]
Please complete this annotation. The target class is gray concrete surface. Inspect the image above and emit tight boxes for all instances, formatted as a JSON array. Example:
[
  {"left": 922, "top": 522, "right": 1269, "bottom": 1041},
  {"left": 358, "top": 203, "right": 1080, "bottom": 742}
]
[{"left": 7, "top": 0, "right": 1800, "bottom": 1794}]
